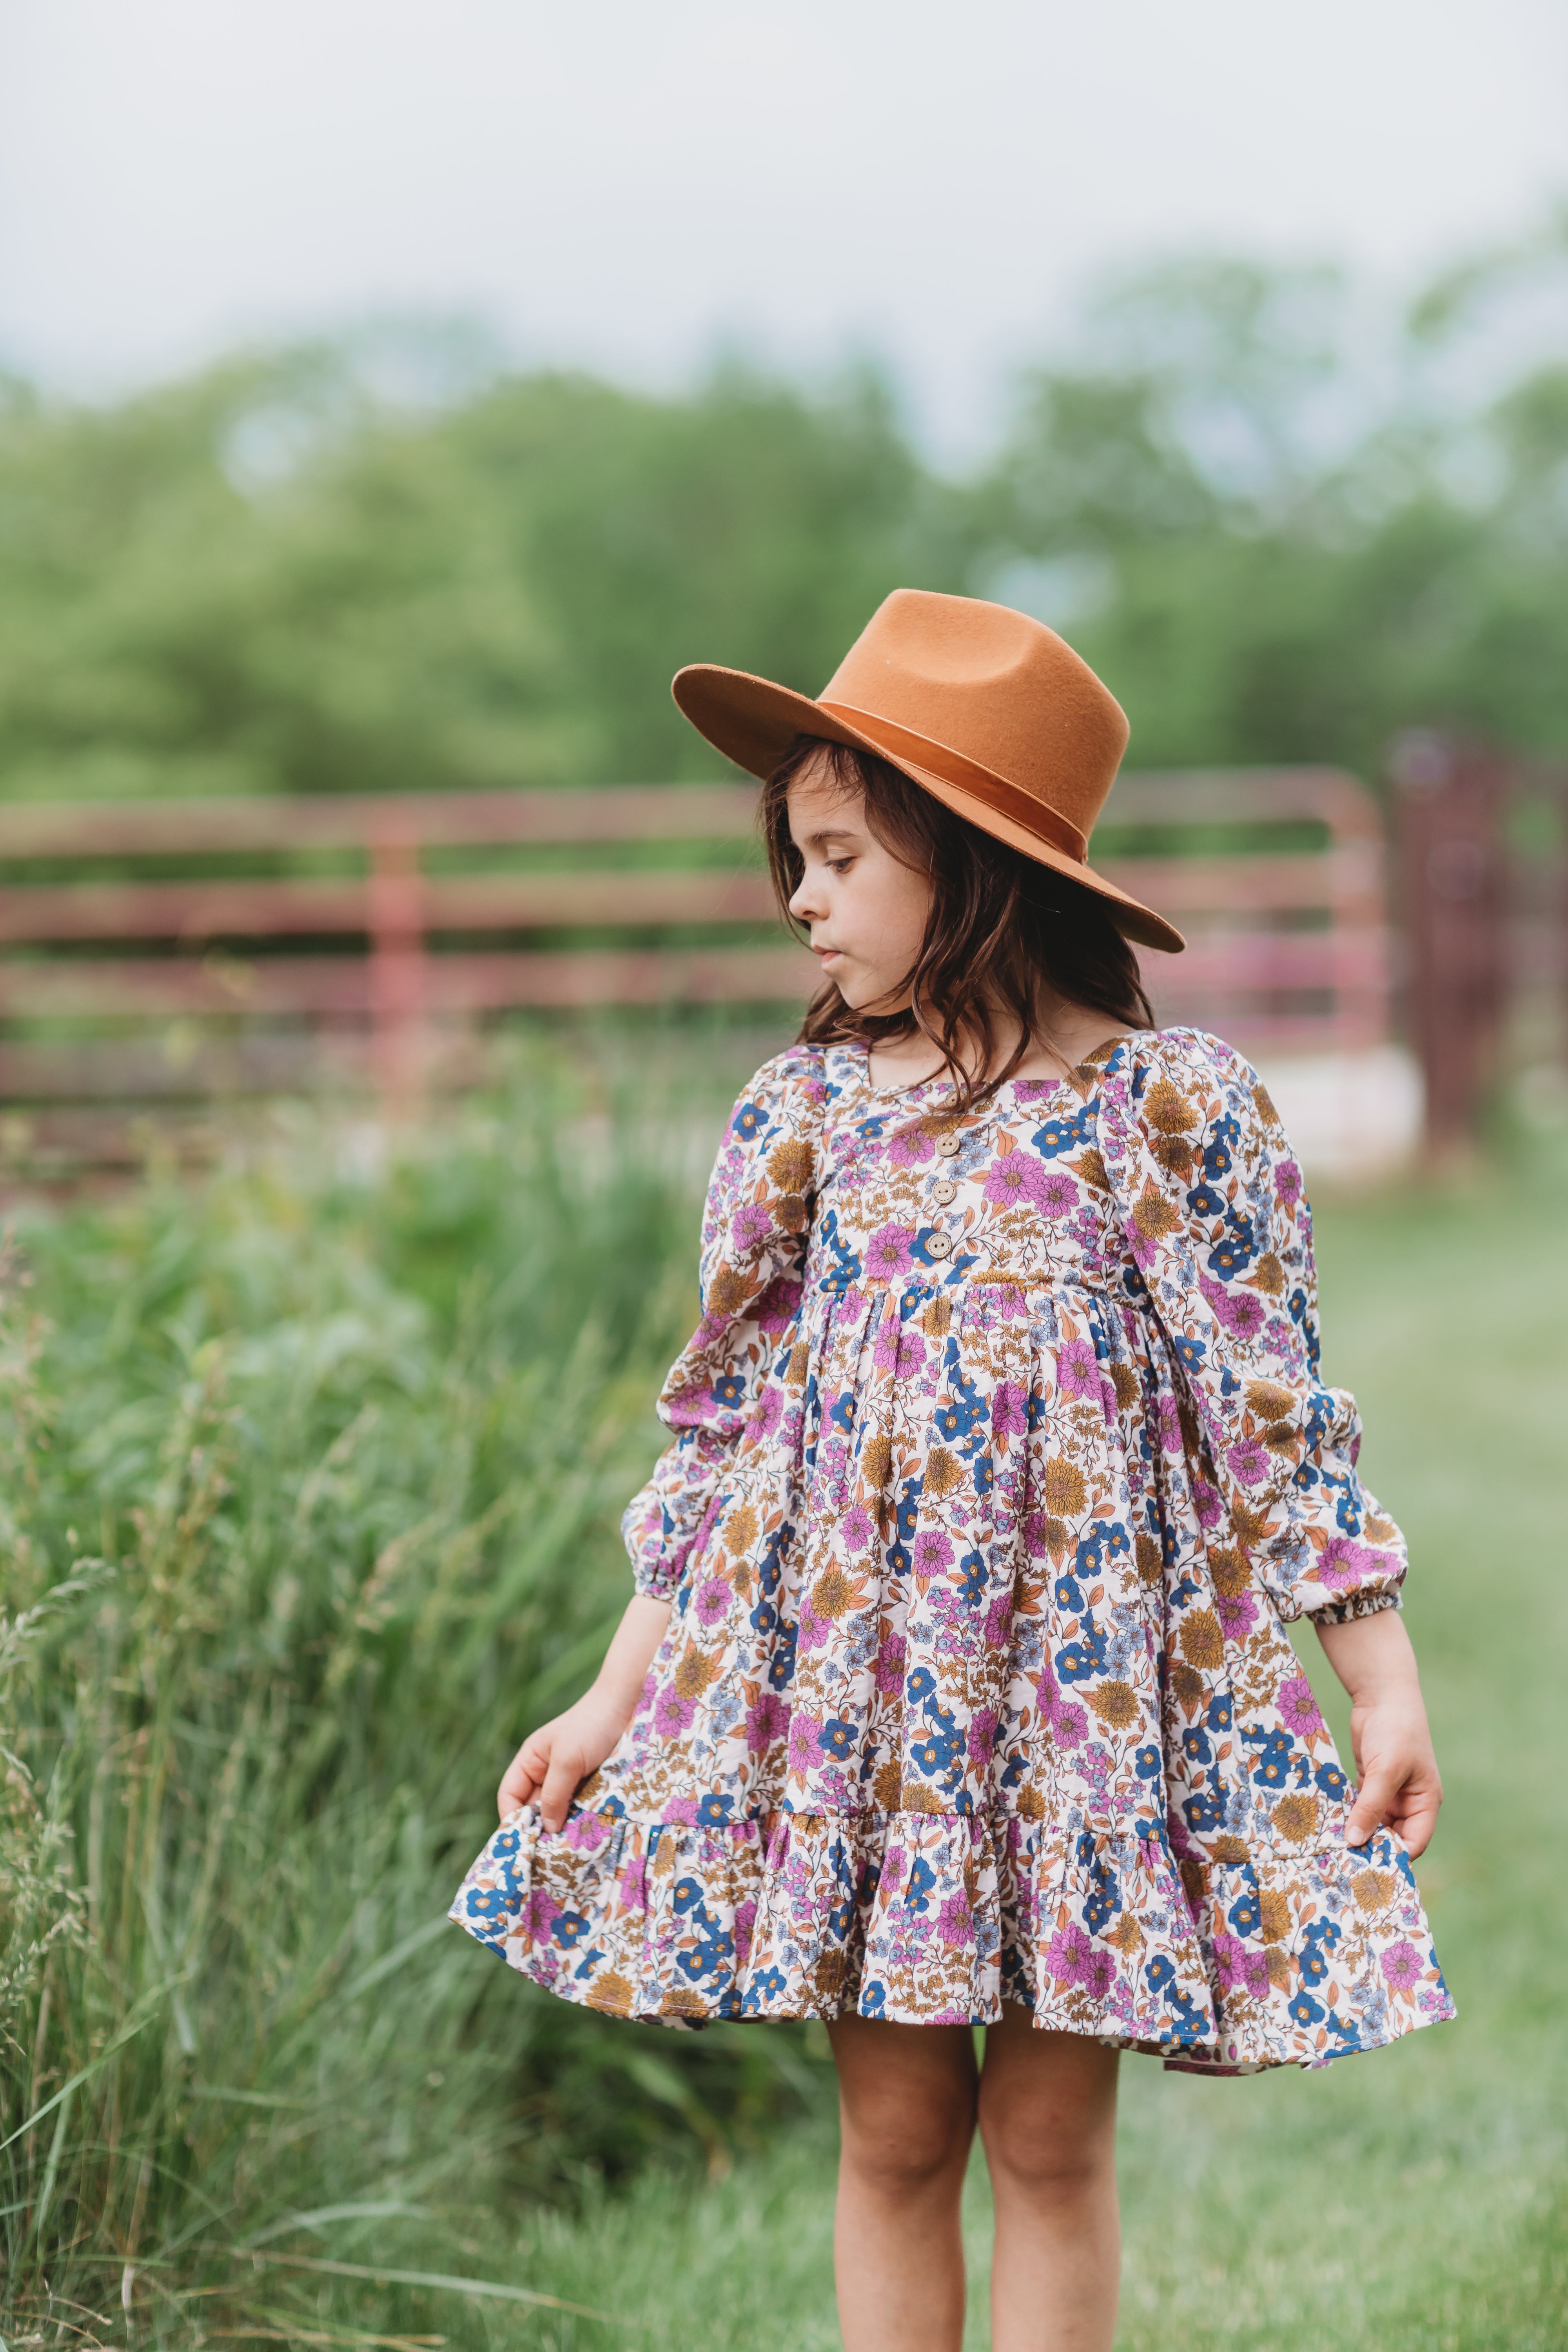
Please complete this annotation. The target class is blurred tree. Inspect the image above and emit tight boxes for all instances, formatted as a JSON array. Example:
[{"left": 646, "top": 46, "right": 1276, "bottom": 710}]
[
  {"left": 0, "top": 229, "right": 1564, "bottom": 802},
  {"left": 0, "top": 350, "right": 970, "bottom": 798}
]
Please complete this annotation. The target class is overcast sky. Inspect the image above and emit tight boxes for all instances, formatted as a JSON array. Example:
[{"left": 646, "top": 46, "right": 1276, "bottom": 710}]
[{"left": 2, "top": 0, "right": 1565, "bottom": 452}]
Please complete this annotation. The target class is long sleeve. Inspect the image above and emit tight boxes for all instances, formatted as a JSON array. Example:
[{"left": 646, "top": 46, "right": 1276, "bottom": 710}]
[
  {"left": 1099, "top": 1028, "right": 1405, "bottom": 1624},
  {"left": 620, "top": 1048, "right": 822, "bottom": 1601}
]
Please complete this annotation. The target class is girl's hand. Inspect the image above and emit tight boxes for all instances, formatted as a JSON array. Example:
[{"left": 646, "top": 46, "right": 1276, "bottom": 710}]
[
  {"left": 1315, "top": 1606, "right": 1443, "bottom": 1858},
  {"left": 496, "top": 1592, "right": 671, "bottom": 1833},
  {"left": 498, "top": 1688, "right": 634, "bottom": 1832}
]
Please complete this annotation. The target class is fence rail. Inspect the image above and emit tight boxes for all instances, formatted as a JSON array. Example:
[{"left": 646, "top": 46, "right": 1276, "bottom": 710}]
[{"left": 0, "top": 766, "right": 1394, "bottom": 1160}]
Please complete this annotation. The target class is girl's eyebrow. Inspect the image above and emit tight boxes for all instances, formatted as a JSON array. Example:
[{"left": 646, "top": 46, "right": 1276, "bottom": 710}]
[{"left": 800, "top": 827, "right": 863, "bottom": 852}]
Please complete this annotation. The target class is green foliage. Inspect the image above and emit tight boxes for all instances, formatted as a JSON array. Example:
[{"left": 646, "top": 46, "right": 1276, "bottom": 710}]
[
  {"left": 4, "top": 230, "right": 1568, "bottom": 807},
  {"left": 0, "top": 1038, "right": 828, "bottom": 2333}
]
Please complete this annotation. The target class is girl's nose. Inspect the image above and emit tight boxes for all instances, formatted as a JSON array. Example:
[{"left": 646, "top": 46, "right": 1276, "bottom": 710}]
[{"left": 789, "top": 871, "right": 822, "bottom": 924}]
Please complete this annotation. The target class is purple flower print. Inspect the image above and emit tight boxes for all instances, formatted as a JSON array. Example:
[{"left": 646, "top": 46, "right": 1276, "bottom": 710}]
[
  {"left": 991, "top": 1381, "right": 1027, "bottom": 1438},
  {"left": 937, "top": 1891, "right": 973, "bottom": 1946},
  {"left": 527, "top": 1888, "right": 562, "bottom": 1940},
  {"left": 1157, "top": 1396, "right": 1183, "bottom": 1454},
  {"left": 983, "top": 1592, "right": 1013, "bottom": 1646},
  {"left": 1191, "top": 1479, "right": 1224, "bottom": 1529},
  {"left": 1227, "top": 1436, "right": 1272, "bottom": 1486},
  {"left": 1200, "top": 1274, "right": 1268, "bottom": 1340},
  {"left": 1039, "top": 1170, "right": 1079, "bottom": 1218},
  {"left": 1046, "top": 1922, "right": 1095, "bottom": 1985},
  {"left": 1314, "top": 1536, "right": 1374, "bottom": 1590},
  {"left": 746, "top": 1693, "right": 790, "bottom": 1753},
  {"left": 755, "top": 1274, "right": 802, "bottom": 1335},
  {"left": 886, "top": 1121, "right": 936, "bottom": 1167},
  {"left": 1216, "top": 1942, "right": 1269, "bottom": 1998},
  {"left": 873, "top": 1634, "right": 907, "bottom": 1694},
  {"left": 842, "top": 1504, "right": 875, "bottom": 1553},
  {"left": 1274, "top": 1156, "right": 1303, "bottom": 1205},
  {"left": 912, "top": 1528, "right": 955, "bottom": 1579},
  {"left": 564, "top": 1810, "right": 611, "bottom": 1852},
  {"left": 653, "top": 1686, "right": 696, "bottom": 1738},
  {"left": 664, "top": 1796, "right": 699, "bottom": 1826},
  {"left": 618, "top": 1853, "right": 648, "bottom": 1909},
  {"left": 1216, "top": 1590, "right": 1258, "bottom": 1641},
  {"left": 787, "top": 1711, "right": 823, "bottom": 1775},
  {"left": 693, "top": 1577, "right": 731, "bottom": 1630},
  {"left": 1278, "top": 1674, "right": 1324, "bottom": 1736},
  {"left": 1057, "top": 1340, "right": 1100, "bottom": 1401},
  {"left": 875, "top": 1321, "right": 926, "bottom": 1378},
  {"left": 984, "top": 1152, "right": 1049, "bottom": 1210},
  {"left": 1380, "top": 1939, "right": 1423, "bottom": 1991},
  {"left": 1053, "top": 1701, "right": 1088, "bottom": 1747},
  {"left": 865, "top": 1223, "right": 915, "bottom": 1281},
  {"left": 750, "top": 1385, "right": 784, "bottom": 1439},
  {"left": 730, "top": 1201, "right": 775, "bottom": 1252},
  {"left": 967, "top": 1706, "right": 998, "bottom": 1768},
  {"left": 796, "top": 1603, "right": 834, "bottom": 1653},
  {"left": 733, "top": 1895, "right": 757, "bottom": 1967}
]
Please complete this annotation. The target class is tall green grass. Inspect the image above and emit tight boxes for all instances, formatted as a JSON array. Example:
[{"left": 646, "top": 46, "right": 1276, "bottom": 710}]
[
  {"left": 2, "top": 1058, "right": 1565, "bottom": 2349},
  {"left": 0, "top": 1039, "right": 825, "bottom": 2343}
]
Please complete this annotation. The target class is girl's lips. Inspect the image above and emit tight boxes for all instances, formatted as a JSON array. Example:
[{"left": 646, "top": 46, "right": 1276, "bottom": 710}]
[{"left": 813, "top": 945, "right": 843, "bottom": 962}]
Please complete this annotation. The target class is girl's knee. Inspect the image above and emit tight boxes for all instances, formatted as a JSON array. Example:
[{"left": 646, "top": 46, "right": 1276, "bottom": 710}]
[
  {"left": 977, "top": 2029, "right": 1118, "bottom": 2198},
  {"left": 841, "top": 2086, "right": 975, "bottom": 2198},
  {"left": 833, "top": 2024, "right": 977, "bottom": 2197}
]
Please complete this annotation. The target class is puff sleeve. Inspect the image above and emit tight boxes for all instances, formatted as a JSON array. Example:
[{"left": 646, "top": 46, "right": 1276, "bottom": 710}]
[
  {"left": 620, "top": 1049, "right": 822, "bottom": 1601},
  {"left": 1099, "top": 1028, "right": 1405, "bottom": 1624}
]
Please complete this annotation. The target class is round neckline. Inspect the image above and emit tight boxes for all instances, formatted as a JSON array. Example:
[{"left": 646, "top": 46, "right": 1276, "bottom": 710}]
[{"left": 844, "top": 1034, "right": 1128, "bottom": 1105}]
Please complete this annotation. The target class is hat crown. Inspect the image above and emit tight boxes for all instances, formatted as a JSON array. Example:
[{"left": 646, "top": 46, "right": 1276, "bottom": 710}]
[{"left": 820, "top": 589, "right": 1129, "bottom": 839}]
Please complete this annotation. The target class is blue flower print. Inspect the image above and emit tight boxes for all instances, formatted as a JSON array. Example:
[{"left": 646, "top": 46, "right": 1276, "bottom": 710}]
[
  {"left": 697, "top": 1793, "right": 735, "bottom": 1826},
  {"left": 1206, "top": 1693, "right": 1234, "bottom": 1731},
  {"left": 819, "top": 1719, "right": 857, "bottom": 1762},
  {"left": 1289, "top": 1990, "right": 1325, "bottom": 2028},
  {"left": 1135, "top": 1744, "right": 1161, "bottom": 1780},
  {"left": 906, "top": 1667, "right": 937, "bottom": 1703},
  {"left": 553, "top": 1910, "right": 590, "bottom": 1948},
  {"left": 731, "top": 1101, "right": 766, "bottom": 1141},
  {"left": 905, "top": 1858, "right": 937, "bottom": 1914}
]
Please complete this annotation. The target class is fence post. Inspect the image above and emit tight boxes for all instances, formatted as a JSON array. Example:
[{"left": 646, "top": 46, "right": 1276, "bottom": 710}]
[
  {"left": 1388, "top": 731, "right": 1508, "bottom": 1156},
  {"left": 367, "top": 812, "right": 428, "bottom": 1122}
]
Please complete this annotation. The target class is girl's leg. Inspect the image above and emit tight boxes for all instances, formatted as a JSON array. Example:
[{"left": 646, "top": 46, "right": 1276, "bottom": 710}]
[
  {"left": 826, "top": 2014, "right": 979, "bottom": 2352},
  {"left": 976, "top": 2003, "right": 1121, "bottom": 2352}
]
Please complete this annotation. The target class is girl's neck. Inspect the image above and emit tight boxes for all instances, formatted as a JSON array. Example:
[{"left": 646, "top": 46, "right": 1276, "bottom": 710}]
[{"left": 863, "top": 997, "right": 1128, "bottom": 1093}]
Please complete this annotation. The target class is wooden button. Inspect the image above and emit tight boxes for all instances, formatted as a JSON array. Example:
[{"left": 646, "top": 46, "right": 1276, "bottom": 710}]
[
  {"left": 931, "top": 1178, "right": 958, "bottom": 1205},
  {"left": 925, "top": 1231, "right": 954, "bottom": 1259},
  {"left": 935, "top": 1133, "right": 962, "bottom": 1159}
]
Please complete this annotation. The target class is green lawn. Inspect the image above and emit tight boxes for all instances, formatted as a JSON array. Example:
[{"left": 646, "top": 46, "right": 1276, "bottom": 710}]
[{"left": 2, "top": 1072, "right": 1564, "bottom": 2350}]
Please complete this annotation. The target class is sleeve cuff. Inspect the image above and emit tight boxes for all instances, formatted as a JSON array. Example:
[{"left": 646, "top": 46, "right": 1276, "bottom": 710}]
[{"left": 1305, "top": 1587, "right": 1404, "bottom": 1627}]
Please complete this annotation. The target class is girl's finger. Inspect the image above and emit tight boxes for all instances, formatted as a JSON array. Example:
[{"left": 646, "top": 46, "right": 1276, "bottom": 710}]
[
  {"left": 539, "top": 1748, "right": 584, "bottom": 1835},
  {"left": 497, "top": 1738, "right": 547, "bottom": 1818},
  {"left": 1392, "top": 1782, "right": 1443, "bottom": 1860},
  {"left": 1346, "top": 1759, "right": 1401, "bottom": 1847}
]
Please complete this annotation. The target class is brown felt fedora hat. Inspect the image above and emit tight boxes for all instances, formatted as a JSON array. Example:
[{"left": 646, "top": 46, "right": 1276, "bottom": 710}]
[{"left": 673, "top": 588, "right": 1184, "bottom": 955}]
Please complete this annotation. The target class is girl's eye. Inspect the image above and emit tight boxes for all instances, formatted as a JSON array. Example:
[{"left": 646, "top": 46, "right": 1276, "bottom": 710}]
[{"left": 829, "top": 857, "right": 855, "bottom": 875}]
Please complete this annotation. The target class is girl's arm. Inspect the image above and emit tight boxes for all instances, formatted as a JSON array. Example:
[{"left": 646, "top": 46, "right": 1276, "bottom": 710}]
[
  {"left": 1316, "top": 1608, "right": 1443, "bottom": 1857},
  {"left": 497, "top": 1595, "right": 670, "bottom": 1831}
]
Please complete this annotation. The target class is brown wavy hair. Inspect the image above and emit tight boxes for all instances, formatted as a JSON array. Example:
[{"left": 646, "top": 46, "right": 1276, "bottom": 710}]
[{"left": 761, "top": 735, "right": 1154, "bottom": 1109}]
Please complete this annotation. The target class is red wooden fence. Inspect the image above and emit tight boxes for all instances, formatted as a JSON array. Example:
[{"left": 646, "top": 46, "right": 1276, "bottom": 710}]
[{"left": 0, "top": 766, "right": 1392, "bottom": 1164}]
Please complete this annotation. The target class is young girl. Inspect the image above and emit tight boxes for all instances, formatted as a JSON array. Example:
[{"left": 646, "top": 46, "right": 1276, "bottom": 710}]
[{"left": 450, "top": 591, "right": 1451, "bottom": 2352}]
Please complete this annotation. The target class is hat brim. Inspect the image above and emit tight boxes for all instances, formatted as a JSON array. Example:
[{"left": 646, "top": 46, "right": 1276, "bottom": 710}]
[{"left": 672, "top": 663, "right": 1185, "bottom": 956}]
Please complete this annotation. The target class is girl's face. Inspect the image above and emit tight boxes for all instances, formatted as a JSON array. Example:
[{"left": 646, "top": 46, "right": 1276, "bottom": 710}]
[{"left": 786, "top": 756, "right": 933, "bottom": 1014}]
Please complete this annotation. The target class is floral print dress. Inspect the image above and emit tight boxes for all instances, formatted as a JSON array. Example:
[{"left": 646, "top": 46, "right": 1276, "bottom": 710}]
[{"left": 450, "top": 1028, "right": 1452, "bottom": 2071}]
